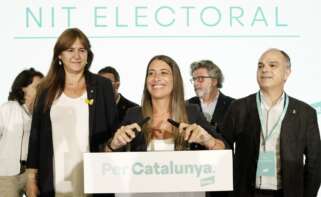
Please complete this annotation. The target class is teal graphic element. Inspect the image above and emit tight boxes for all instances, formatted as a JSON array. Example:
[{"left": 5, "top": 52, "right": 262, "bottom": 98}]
[
  {"left": 251, "top": 6, "right": 268, "bottom": 26},
  {"left": 154, "top": 6, "right": 175, "bottom": 27},
  {"left": 94, "top": 7, "right": 108, "bottom": 27},
  {"left": 200, "top": 7, "right": 221, "bottom": 26},
  {"left": 131, "top": 161, "right": 214, "bottom": 178},
  {"left": 14, "top": 35, "right": 301, "bottom": 40},
  {"left": 23, "top": 5, "right": 290, "bottom": 30},
  {"left": 311, "top": 101, "right": 321, "bottom": 115},
  {"left": 200, "top": 176, "right": 215, "bottom": 187},
  {"left": 256, "top": 151, "right": 276, "bottom": 177}
]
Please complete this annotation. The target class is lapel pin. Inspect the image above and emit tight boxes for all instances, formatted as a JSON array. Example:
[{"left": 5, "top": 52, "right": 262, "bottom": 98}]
[
  {"left": 85, "top": 98, "right": 94, "bottom": 105},
  {"left": 292, "top": 109, "right": 296, "bottom": 114}
]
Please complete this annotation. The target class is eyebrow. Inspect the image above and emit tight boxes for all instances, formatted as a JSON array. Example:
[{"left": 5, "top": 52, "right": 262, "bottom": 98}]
[
  {"left": 267, "top": 61, "right": 279, "bottom": 64},
  {"left": 68, "top": 46, "right": 86, "bottom": 49},
  {"left": 148, "top": 68, "right": 171, "bottom": 72},
  {"left": 258, "top": 61, "right": 280, "bottom": 65}
]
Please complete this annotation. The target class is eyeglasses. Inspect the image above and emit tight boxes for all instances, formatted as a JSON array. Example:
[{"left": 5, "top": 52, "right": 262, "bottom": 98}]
[{"left": 190, "top": 76, "right": 214, "bottom": 84}]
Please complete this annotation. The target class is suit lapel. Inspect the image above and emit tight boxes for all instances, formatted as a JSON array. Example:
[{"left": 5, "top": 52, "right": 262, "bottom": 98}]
[
  {"left": 211, "top": 92, "right": 225, "bottom": 125},
  {"left": 85, "top": 72, "right": 97, "bottom": 137},
  {"left": 194, "top": 97, "right": 202, "bottom": 112},
  {"left": 280, "top": 97, "right": 297, "bottom": 145},
  {"left": 248, "top": 94, "right": 262, "bottom": 150}
]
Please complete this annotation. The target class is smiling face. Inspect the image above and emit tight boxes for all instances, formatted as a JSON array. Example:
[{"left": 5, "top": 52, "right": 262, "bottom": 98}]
[
  {"left": 58, "top": 38, "right": 88, "bottom": 75},
  {"left": 257, "top": 49, "right": 291, "bottom": 92},
  {"left": 147, "top": 59, "right": 173, "bottom": 100}
]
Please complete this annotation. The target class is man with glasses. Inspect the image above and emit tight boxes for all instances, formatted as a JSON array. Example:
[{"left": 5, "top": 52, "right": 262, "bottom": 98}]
[
  {"left": 98, "top": 66, "right": 138, "bottom": 123},
  {"left": 188, "top": 60, "right": 234, "bottom": 131},
  {"left": 188, "top": 60, "right": 234, "bottom": 197}
]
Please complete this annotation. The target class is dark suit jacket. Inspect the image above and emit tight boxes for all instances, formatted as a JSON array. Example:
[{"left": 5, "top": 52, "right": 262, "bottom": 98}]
[
  {"left": 187, "top": 92, "right": 234, "bottom": 131},
  {"left": 119, "top": 104, "right": 227, "bottom": 151},
  {"left": 27, "top": 71, "right": 118, "bottom": 197},
  {"left": 221, "top": 93, "right": 321, "bottom": 197},
  {"left": 117, "top": 93, "right": 138, "bottom": 123},
  {"left": 188, "top": 92, "right": 234, "bottom": 197}
]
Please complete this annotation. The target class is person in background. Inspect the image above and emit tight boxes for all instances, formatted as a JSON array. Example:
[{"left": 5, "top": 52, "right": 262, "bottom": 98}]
[
  {"left": 0, "top": 68, "right": 43, "bottom": 197},
  {"left": 221, "top": 48, "right": 321, "bottom": 197},
  {"left": 188, "top": 60, "right": 234, "bottom": 131},
  {"left": 187, "top": 60, "right": 234, "bottom": 197},
  {"left": 106, "top": 55, "right": 226, "bottom": 197},
  {"left": 98, "top": 66, "right": 138, "bottom": 123},
  {"left": 26, "top": 28, "right": 118, "bottom": 197}
]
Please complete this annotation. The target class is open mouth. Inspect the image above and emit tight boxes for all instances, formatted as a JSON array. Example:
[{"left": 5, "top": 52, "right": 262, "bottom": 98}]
[{"left": 151, "top": 84, "right": 165, "bottom": 89}]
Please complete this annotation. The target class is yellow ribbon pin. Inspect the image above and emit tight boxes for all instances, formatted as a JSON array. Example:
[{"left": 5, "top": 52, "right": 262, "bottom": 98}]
[{"left": 84, "top": 98, "right": 94, "bottom": 105}]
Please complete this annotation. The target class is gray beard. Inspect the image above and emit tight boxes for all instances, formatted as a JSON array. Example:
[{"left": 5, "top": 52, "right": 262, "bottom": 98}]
[{"left": 195, "top": 89, "right": 208, "bottom": 98}]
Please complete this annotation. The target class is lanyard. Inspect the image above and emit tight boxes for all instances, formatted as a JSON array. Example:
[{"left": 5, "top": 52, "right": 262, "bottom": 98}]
[{"left": 256, "top": 92, "right": 289, "bottom": 151}]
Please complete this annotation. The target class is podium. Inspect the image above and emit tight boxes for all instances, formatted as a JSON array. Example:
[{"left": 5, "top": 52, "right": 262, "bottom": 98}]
[{"left": 84, "top": 150, "right": 233, "bottom": 194}]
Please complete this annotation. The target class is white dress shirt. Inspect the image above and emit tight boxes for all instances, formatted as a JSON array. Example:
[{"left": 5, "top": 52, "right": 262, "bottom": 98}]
[
  {"left": 51, "top": 92, "right": 89, "bottom": 196},
  {"left": 0, "top": 101, "right": 32, "bottom": 176},
  {"left": 256, "top": 92, "right": 286, "bottom": 190}
]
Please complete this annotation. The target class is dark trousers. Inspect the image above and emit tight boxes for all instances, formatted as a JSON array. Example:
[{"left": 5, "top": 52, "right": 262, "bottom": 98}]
[
  {"left": 254, "top": 189, "right": 283, "bottom": 197},
  {"left": 206, "top": 191, "right": 231, "bottom": 197}
]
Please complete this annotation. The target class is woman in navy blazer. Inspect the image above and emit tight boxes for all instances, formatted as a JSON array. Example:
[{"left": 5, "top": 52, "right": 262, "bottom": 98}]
[
  {"left": 26, "top": 28, "right": 118, "bottom": 197},
  {"left": 106, "top": 55, "right": 226, "bottom": 153},
  {"left": 105, "top": 55, "right": 227, "bottom": 197}
]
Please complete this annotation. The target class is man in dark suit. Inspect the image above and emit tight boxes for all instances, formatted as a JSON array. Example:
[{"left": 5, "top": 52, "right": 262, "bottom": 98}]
[
  {"left": 222, "top": 48, "right": 321, "bottom": 197},
  {"left": 98, "top": 66, "right": 138, "bottom": 123},
  {"left": 187, "top": 60, "right": 234, "bottom": 197},
  {"left": 188, "top": 60, "right": 234, "bottom": 132}
]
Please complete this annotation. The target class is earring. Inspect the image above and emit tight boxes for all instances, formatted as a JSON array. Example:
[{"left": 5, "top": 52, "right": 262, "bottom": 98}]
[{"left": 58, "top": 59, "right": 62, "bottom": 66}]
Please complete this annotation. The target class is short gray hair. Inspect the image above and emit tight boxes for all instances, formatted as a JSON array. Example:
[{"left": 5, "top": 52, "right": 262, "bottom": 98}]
[
  {"left": 263, "top": 48, "right": 291, "bottom": 68},
  {"left": 279, "top": 50, "right": 291, "bottom": 68},
  {"left": 190, "top": 60, "right": 224, "bottom": 88}
]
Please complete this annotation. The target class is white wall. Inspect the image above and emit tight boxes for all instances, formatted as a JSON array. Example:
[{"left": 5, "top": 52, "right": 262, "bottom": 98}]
[{"left": 1, "top": 0, "right": 320, "bottom": 195}]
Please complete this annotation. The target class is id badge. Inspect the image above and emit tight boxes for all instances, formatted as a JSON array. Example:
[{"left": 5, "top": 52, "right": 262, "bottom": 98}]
[{"left": 256, "top": 151, "right": 276, "bottom": 177}]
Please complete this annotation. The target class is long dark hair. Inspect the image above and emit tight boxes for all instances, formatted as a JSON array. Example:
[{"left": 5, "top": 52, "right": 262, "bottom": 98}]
[
  {"left": 8, "top": 68, "right": 43, "bottom": 105},
  {"left": 37, "top": 28, "right": 94, "bottom": 111},
  {"left": 141, "top": 55, "right": 188, "bottom": 150}
]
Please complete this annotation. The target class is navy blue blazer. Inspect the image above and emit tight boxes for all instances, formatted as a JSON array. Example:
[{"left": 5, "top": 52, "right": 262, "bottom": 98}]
[
  {"left": 188, "top": 92, "right": 234, "bottom": 197},
  {"left": 117, "top": 93, "right": 138, "bottom": 123},
  {"left": 187, "top": 91, "right": 234, "bottom": 131},
  {"left": 118, "top": 104, "right": 227, "bottom": 151},
  {"left": 27, "top": 71, "right": 118, "bottom": 197}
]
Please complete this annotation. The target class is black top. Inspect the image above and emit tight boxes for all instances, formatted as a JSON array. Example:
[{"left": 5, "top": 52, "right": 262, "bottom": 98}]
[
  {"left": 117, "top": 93, "right": 138, "bottom": 123},
  {"left": 187, "top": 92, "right": 234, "bottom": 197},
  {"left": 187, "top": 92, "right": 234, "bottom": 130},
  {"left": 27, "top": 71, "right": 119, "bottom": 197},
  {"left": 117, "top": 103, "right": 227, "bottom": 151}
]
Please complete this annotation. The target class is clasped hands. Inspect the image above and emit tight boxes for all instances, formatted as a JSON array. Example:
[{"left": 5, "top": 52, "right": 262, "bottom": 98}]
[{"left": 107, "top": 122, "right": 225, "bottom": 151}]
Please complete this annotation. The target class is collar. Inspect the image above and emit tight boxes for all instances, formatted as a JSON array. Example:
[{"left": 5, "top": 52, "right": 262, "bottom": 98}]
[
  {"left": 22, "top": 104, "right": 32, "bottom": 117},
  {"left": 115, "top": 94, "right": 121, "bottom": 104},
  {"left": 259, "top": 91, "right": 285, "bottom": 110},
  {"left": 200, "top": 91, "right": 220, "bottom": 105}
]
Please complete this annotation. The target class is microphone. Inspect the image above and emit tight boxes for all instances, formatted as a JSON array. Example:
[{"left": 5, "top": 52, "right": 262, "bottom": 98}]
[
  {"left": 109, "top": 117, "right": 151, "bottom": 151},
  {"left": 167, "top": 118, "right": 193, "bottom": 142},
  {"left": 132, "top": 116, "right": 150, "bottom": 135},
  {"left": 167, "top": 118, "right": 180, "bottom": 128}
]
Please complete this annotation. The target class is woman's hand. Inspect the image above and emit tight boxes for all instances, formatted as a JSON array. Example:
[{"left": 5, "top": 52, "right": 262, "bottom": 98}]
[
  {"left": 179, "top": 123, "right": 225, "bottom": 150},
  {"left": 25, "top": 169, "right": 39, "bottom": 197},
  {"left": 108, "top": 123, "right": 142, "bottom": 151}
]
